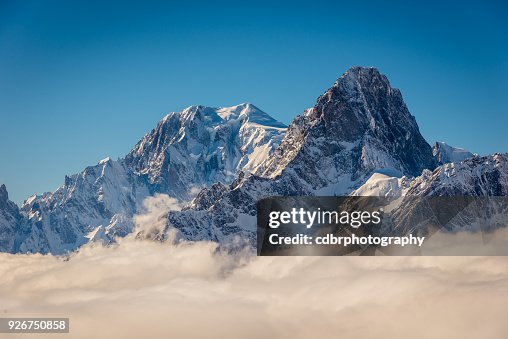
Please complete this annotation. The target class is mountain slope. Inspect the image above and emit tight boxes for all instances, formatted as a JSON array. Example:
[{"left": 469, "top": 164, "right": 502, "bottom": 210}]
[
  {"left": 382, "top": 153, "right": 508, "bottom": 237},
  {"left": 407, "top": 153, "right": 508, "bottom": 196},
  {"left": 125, "top": 103, "right": 285, "bottom": 200},
  {"left": 19, "top": 159, "right": 150, "bottom": 253},
  {"left": 0, "top": 184, "right": 24, "bottom": 253},
  {"left": 17, "top": 103, "right": 286, "bottom": 254}
]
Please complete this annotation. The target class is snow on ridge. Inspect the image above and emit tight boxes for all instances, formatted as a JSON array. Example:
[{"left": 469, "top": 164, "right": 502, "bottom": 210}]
[
  {"left": 351, "top": 172, "right": 408, "bottom": 197},
  {"left": 215, "top": 103, "right": 287, "bottom": 128},
  {"left": 433, "top": 141, "right": 474, "bottom": 165},
  {"left": 99, "top": 157, "right": 111, "bottom": 165}
]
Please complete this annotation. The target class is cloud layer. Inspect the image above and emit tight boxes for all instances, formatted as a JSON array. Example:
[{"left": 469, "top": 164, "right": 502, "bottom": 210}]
[
  {"left": 1, "top": 195, "right": 507, "bottom": 338},
  {"left": 1, "top": 239, "right": 508, "bottom": 339}
]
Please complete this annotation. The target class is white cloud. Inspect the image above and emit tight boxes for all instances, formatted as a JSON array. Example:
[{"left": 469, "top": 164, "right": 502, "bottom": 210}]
[
  {"left": 132, "top": 193, "right": 182, "bottom": 241},
  {"left": 1, "top": 223, "right": 508, "bottom": 338},
  {"left": 188, "top": 186, "right": 204, "bottom": 197}
]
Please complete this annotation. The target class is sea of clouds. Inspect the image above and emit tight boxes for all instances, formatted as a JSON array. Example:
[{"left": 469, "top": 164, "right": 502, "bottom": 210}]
[{"left": 1, "top": 195, "right": 507, "bottom": 339}]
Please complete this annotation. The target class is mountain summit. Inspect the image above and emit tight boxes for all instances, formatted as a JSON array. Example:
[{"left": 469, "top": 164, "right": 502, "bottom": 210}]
[
  {"left": 125, "top": 103, "right": 286, "bottom": 199},
  {"left": 315, "top": 67, "right": 436, "bottom": 176},
  {"left": 260, "top": 66, "right": 436, "bottom": 184},
  {"left": 163, "top": 67, "right": 439, "bottom": 243}
]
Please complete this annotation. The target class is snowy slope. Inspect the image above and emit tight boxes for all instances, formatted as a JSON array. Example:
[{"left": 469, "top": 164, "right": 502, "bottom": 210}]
[
  {"left": 16, "top": 103, "right": 286, "bottom": 254},
  {"left": 163, "top": 153, "right": 508, "bottom": 244},
  {"left": 125, "top": 103, "right": 285, "bottom": 199},
  {"left": 351, "top": 173, "right": 410, "bottom": 197},
  {"left": 407, "top": 153, "right": 508, "bottom": 196},
  {"left": 432, "top": 141, "right": 474, "bottom": 165},
  {"left": 19, "top": 159, "right": 150, "bottom": 253},
  {"left": 386, "top": 153, "right": 508, "bottom": 236}
]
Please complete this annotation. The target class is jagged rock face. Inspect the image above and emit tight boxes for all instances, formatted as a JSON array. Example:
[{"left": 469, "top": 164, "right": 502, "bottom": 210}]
[
  {"left": 432, "top": 141, "right": 474, "bottom": 165},
  {"left": 19, "top": 159, "right": 150, "bottom": 253},
  {"left": 383, "top": 153, "right": 508, "bottom": 236},
  {"left": 164, "top": 67, "right": 439, "bottom": 243},
  {"left": 126, "top": 103, "right": 286, "bottom": 200},
  {"left": 16, "top": 104, "right": 285, "bottom": 254},
  {"left": 0, "top": 184, "right": 23, "bottom": 253},
  {"left": 166, "top": 154, "right": 508, "bottom": 244},
  {"left": 260, "top": 67, "right": 436, "bottom": 187},
  {"left": 407, "top": 154, "right": 508, "bottom": 196}
]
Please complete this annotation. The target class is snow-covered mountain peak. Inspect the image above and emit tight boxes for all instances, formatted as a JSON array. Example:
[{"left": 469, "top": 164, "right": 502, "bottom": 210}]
[
  {"left": 0, "top": 185, "right": 20, "bottom": 216},
  {"left": 216, "top": 103, "right": 256, "bottom": 120},
  {"left": 7, "top": 66, "right": 504, "bottom": 255},
  {"left": 126, "top": 103, "right": 286, "bottom": 191},
  {"left": 161, "top": 103, "right": 286, "bottom": 130},
  {"left": 310, "top": 66, "right": 402, "bottom": 129},
  {"left": 216, "top": 103, "right": 287, "bottom": 128},
  {"left": 432, "top": 141, "right": 474, "bottom": 165},
  {"left": 11, "top": 103, "right": 286, "bottom": 254},
  {"left": 325, "top": 66, "right": 395, "bottom": 104}
]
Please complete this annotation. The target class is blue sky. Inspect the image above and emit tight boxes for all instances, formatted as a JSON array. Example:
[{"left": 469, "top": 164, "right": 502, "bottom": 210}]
[{"left": 1, "top": 0, "right": 507, "bottom": 204}]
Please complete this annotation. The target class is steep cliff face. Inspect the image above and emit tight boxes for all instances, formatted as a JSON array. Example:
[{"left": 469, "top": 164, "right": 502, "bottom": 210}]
[
  {"left": 0, "top": 184, "right": 24, "bottom": 253},
  {"left": 260, "top": 66, "right": 436, "bottom": 182}
]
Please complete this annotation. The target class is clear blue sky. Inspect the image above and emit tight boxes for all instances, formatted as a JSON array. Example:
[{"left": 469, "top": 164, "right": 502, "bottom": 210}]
[{"left": 1, "top": 0, "right": 507, "bottom": 204}]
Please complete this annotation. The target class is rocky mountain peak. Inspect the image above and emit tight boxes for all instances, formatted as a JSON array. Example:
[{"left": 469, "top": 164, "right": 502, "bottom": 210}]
[
  {"left": 335, "top": 66, "right": 391, "bottom": 93},
  {"left": 311, "top": 66, "right": 412, "bottom": 138},
  {"left": 261, "top": 66, "right": 436, "bottom": 180},
  {"left": 0, "top": 184, "right": 8, "bottom": 203}
]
